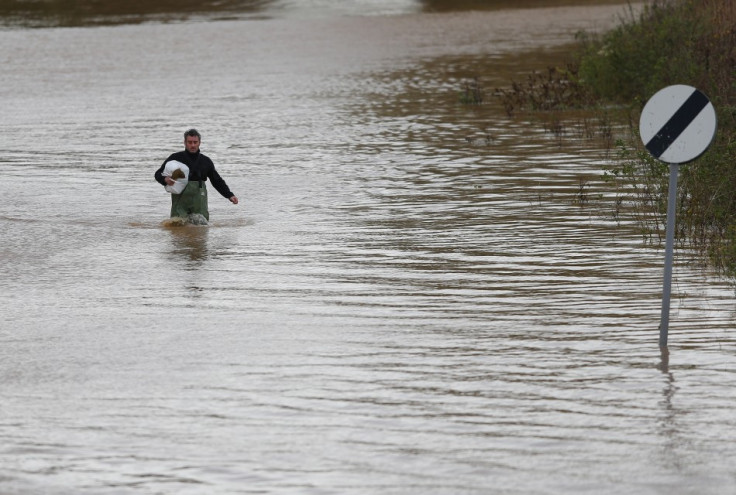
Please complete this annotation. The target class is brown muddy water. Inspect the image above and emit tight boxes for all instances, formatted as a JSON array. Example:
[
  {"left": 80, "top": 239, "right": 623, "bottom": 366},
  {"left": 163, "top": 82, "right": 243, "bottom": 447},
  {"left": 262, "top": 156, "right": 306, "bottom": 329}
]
[{"left": 1, "top": 2, "right": 735, "bottom": 494}]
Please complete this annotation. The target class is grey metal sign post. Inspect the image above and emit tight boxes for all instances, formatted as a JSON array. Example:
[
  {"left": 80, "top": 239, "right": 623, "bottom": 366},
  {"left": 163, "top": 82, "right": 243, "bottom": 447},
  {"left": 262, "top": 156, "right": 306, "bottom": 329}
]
[{"left": 639, "top": 85, "right": 717, "bottom": 347}]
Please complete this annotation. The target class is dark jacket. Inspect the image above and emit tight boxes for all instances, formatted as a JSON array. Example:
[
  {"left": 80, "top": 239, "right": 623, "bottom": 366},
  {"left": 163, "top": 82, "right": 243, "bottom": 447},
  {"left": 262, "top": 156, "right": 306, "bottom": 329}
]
[{"left": 155, "top": 150, "right": 234, "bottom": 199}]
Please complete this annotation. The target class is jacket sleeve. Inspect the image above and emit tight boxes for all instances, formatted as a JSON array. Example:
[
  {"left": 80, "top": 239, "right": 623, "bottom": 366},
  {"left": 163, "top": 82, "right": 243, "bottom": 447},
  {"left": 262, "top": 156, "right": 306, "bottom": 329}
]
[
  {"left": 208, "top": 167, "right": 234, "bottom": 199},
  {"left": 154, "top": 155, "right": 175, "bottom": 186}
]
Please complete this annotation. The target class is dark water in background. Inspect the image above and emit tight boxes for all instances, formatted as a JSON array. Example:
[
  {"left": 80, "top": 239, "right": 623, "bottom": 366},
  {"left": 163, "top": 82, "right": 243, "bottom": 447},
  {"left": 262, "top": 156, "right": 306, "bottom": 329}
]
[
  {"left": 0, "top": 0, "right": 638, "bottom": 27},
  {"left": 1, "top": 1, "right": 735, "bottom": 494}
]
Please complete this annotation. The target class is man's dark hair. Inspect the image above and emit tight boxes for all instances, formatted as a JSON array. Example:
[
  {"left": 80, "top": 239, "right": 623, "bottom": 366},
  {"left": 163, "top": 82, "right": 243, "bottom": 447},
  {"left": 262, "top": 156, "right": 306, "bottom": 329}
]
[{"left": 184, "top": 128, "right": 201, "bottom": 140}]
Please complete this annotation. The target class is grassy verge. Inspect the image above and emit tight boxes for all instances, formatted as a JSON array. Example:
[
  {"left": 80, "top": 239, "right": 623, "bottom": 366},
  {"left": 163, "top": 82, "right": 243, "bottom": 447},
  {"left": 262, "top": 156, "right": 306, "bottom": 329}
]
[{"left": 497, "top": 0, "right": 736, "bottom": 276}]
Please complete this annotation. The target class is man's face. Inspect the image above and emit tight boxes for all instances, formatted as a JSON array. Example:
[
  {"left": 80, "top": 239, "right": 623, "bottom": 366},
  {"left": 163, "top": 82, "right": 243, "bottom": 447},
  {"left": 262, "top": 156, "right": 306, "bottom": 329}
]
[{"left": 185, "top": 136, "right": 200, "bottom": 153}]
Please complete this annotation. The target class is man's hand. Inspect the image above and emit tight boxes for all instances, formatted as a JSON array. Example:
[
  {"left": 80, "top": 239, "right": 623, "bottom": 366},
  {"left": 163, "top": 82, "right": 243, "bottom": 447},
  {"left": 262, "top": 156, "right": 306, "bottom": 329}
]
[
  {"left": 230, "top": 196, "right": 239, "bottom": 205},
  {"left": 164, "top": 176, "right": 175, "bottom": 186}
]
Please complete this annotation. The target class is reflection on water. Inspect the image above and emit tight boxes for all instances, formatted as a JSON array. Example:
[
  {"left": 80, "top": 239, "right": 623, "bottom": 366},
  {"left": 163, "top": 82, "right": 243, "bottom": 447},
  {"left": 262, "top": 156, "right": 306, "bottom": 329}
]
[
  {"left": 166, "top": 224, "right": 210, "bottom": 263},
  {"left": 657, "top": 346, "right": 684, "bottom": 473},
  {"left": 1, "top": 2, "right": 735, "bottom": 494}
]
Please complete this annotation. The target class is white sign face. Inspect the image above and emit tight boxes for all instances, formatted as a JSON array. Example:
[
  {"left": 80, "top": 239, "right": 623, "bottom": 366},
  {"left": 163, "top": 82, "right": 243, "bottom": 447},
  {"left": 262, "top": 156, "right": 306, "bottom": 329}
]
[{"left": 639, "top": 84, "right": 717, "bottom": 164}]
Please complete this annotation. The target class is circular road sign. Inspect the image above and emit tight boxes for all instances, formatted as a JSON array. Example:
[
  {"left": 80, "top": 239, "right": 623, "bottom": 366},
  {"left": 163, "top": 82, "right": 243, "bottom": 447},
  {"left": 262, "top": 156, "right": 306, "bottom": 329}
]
[{"left": 639, "top": 84, "right": 717, "bottom": 164}]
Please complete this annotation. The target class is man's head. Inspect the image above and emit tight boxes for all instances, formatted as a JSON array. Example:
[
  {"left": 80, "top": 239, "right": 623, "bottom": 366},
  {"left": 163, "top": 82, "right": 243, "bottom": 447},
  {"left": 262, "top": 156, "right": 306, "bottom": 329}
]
[{"left": 184, "top": 128, "right": 201, "bottom": 154}]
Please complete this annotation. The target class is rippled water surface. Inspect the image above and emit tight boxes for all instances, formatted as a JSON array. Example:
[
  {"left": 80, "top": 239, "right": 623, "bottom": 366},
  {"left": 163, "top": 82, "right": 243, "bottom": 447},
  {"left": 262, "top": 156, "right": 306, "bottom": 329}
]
[{"left": 1, "top": 2, "right": 735, "bottom": 494}]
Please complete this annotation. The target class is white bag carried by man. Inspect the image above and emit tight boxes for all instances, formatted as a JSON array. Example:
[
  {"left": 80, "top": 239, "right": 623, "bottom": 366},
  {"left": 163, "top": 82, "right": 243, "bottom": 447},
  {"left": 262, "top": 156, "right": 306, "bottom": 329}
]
[{"left": 162, "top": 160, "right": 189, "bottom": 194}]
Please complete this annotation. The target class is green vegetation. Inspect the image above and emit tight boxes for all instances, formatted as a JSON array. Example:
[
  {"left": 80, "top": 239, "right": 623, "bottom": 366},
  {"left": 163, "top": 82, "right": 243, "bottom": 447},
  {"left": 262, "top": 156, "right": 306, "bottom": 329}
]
[
  {"left": 494, "top": 64, "right": 595, "bottom": 114},
  {"left": 459, "top": 78, "right": 485, "bottom": 104},
  {"left": 582, "top": 0, "right": 736, "bottom": 275},
  {"left": 502, "top": 0, "right": 736, "bottom": 276}
]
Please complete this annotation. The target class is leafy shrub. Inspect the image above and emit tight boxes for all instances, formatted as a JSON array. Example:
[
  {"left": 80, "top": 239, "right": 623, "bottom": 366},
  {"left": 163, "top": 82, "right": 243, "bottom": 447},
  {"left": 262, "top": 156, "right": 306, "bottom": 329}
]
[{"left": 576, "top": 0, "right": 736, "bottom": 276}]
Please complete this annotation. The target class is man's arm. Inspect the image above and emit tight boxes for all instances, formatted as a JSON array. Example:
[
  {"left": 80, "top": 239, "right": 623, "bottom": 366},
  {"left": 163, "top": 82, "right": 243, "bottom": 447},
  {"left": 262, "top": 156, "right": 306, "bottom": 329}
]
[
  {"left": 154, "top": 161, "right": 168, "bottom": 186},
  {"left": 208, "top": 163, "right": 236, "bottom": 201},
  {"left": 155, "top": 155, "right": 177, "bottom": 186}
]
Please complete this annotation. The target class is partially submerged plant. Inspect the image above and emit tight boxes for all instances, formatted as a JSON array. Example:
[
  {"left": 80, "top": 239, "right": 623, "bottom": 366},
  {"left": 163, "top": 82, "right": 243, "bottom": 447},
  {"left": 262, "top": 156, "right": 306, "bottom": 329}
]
[
  {"left": 459, "top": 77, "right": 483, "bottom": 104},
  {"left": 494, "top": 64, "right": 593, "bottom": 116}
]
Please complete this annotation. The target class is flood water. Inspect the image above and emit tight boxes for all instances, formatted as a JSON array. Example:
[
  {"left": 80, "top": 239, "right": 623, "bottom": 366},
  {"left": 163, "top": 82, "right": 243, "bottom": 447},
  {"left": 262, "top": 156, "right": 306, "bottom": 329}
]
[{"left": 2, "top": 1, "right": 735, "bottom": 494}]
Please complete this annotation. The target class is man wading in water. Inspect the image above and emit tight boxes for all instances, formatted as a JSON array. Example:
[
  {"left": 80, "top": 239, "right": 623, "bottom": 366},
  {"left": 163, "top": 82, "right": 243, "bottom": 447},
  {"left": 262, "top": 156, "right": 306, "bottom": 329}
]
[{"left": 155, "top": 128, "right": 238, "bottom": 222}]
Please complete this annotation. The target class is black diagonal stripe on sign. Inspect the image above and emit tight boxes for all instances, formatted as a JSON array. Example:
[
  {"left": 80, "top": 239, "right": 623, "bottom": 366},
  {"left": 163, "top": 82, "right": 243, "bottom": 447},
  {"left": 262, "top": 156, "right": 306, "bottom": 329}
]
[{"left": 645, "top": 89, "right": 710, "bottom": 159}]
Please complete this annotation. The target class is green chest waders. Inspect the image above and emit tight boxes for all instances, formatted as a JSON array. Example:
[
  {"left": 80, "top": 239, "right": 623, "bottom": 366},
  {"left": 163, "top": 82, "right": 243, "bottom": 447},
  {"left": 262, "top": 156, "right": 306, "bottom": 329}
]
[{"left": 171, "top": 180, "right": 209, "bottom": 221}]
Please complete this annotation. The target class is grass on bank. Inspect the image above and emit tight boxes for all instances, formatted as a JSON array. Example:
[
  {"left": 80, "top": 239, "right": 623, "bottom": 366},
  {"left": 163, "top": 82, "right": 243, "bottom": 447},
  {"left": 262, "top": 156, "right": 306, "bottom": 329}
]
[{"left": 496, "top": 0, "right": 736, "bottom": 277}]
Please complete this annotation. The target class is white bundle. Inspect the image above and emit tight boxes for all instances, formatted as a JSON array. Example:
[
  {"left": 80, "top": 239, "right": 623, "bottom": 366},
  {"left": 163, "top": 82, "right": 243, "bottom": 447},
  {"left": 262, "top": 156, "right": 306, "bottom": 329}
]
[{"left": 162, "top": 160, "right": 189, "bottom": 194}]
